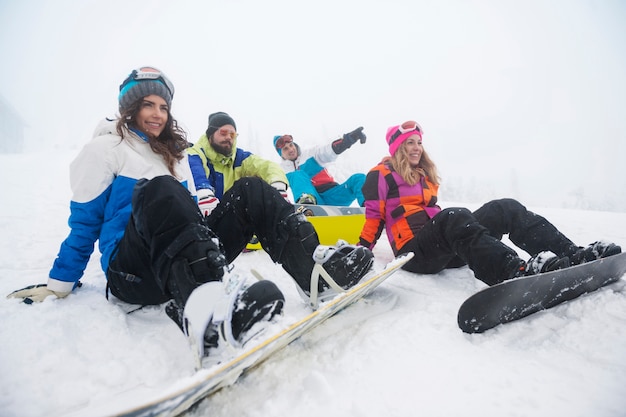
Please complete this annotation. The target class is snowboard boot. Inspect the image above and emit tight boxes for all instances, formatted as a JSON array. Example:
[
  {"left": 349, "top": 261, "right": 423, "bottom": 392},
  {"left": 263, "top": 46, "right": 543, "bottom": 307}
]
[
  {"left": 300, "top": 240, "right": 374, "bottom": 309},
  {"left": 168, "top": 271, "right": 285, "bottom": 368},
  {"left": 570, "top": 241, "right": 622, "bottom": 265},
  {"left": 277, "top": 213, "right": 374, "bottom": 307},
  {"left": 230, "top": 280, "right": 285, "bottom": 341},
  {"left": 313, "top": 240, "right": 374, "bottom": 290},
  {"left": 503, "top": 257, "right": 526, "bottom": 282},
  {"left": 296, "top": 193, "right": 317, "bottom": 205},
  {"left": 519, "top": 251, "right": 571, "bottom": 277},
  {"left": 165, "top": 299, "right": 222, "bottom": 351},
  {"left": 163, "top": 235, "right": 229, "bottom": 352}
]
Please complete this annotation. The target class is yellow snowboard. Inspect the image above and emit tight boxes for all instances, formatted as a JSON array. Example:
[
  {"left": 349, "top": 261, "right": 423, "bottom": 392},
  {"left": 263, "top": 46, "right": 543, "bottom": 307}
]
[{"left": 246, "top": 205, "right": 365, "bottom": 251}]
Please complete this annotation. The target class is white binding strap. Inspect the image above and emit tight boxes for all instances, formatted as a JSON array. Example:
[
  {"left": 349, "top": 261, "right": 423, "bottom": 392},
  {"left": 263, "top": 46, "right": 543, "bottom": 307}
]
[{"left": 308, "top": 263, "right": 347, "bottom": 309}]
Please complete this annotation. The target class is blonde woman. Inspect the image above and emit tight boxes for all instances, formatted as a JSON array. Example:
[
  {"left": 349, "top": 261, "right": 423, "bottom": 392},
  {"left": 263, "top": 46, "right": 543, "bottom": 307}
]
[{"left": 359, "top": 121, "right": 620, "bottom": 285}]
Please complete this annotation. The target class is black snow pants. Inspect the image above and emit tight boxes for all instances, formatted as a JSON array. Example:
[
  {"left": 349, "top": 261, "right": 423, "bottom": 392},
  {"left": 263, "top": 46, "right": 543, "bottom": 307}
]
[
  {"left": 107, "top": 176, "right": 318, "bottom": 305},
  {"left": 398, "top": 198, "right": 579, "bottom": 285}
]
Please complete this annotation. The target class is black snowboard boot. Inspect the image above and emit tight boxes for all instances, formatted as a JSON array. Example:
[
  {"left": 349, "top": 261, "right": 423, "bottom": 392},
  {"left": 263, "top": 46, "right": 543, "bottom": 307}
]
[
  {"left": 165, "top": 299, "right": 220, "bottom": 352},
  {"left": 313, "top": 240, "right": 374, "bottom": 290},
  {"left": 167, "top": 275, "right": 285, "bottom": 362},
  {"left": 299, "top": 240, "right": 375, "bottom": 309},
  {"left": 230, "top": 280, "right": 285, "bottom": 341},
  {"left": 278, "top": 213, "right": 374, "bottom": 299},
  {"left": 521, "top": 251, "right": 570, "bottom": 276},
  {"left": 570, "top": 241, "right": 622, "bottom": 265}
]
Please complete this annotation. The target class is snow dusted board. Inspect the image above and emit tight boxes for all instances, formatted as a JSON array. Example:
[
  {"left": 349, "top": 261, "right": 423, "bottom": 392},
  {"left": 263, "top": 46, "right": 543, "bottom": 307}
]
[
  {"left": 98, "top": 252, "right": 413, "bottom": 417},
  {"left": 458, "top": 252, "right": 626, "bottom": 333},
  {"left": 246, "top": 204, "right": 365, "bottom": 250},
  {"left": 294, "top": 203, "right": 365, "bottom": 217}
]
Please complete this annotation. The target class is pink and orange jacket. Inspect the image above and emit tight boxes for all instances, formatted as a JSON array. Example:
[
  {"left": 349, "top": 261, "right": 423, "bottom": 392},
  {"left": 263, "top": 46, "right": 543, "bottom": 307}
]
[{"left": 359, "top": 162, "right": 441, "bottom": 254}]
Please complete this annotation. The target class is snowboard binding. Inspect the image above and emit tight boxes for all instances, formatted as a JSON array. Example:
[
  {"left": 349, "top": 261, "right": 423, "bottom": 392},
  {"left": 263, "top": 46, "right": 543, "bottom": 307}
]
[{"left": 298, "top": 240, "right": 374, "bottom": 309}]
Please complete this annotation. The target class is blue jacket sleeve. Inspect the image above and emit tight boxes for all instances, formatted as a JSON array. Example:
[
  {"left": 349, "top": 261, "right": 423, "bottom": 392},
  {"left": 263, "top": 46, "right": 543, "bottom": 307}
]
[
  {"left": 49, "top": 186, "right": 110, "bottom": 285},
  {"left": 188, "top": 154, "right": 213, "bottom": 192}
]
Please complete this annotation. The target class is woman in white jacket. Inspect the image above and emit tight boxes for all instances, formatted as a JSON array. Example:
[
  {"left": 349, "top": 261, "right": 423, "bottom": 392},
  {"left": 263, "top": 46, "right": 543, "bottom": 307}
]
[{"left": 8, "top": 67, "right": 374, "bottom": 357}]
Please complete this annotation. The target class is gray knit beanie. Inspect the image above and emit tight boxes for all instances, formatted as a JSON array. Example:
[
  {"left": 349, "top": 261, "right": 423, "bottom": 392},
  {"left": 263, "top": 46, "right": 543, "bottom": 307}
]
[
  {"left": 206, "top": 112, "right": 237, "bottom": 137},
  {"left": 118, "top": 67, "right": 174, "bottom": 112}
]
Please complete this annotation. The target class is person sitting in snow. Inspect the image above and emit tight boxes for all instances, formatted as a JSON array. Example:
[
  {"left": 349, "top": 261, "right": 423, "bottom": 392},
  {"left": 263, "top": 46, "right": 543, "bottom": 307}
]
[
  {"left": 7, "top": 67, "right": 374, "bottom": 359},
  {"left": 274, "top": 127, "right": 367, "bottom": 206},
  {"left": 359, "top": 120, "right": 621, "bottom": 286},
  {"left": 188, "top": 112, "right": 292, "bottom": 216}
]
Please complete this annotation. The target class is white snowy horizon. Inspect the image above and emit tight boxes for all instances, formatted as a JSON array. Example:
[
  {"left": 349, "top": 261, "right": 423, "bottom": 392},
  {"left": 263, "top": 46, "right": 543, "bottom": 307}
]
[
  {"left": 1, "top": 150, "right": 625, "bottom": 417},
  {"left": 1, "top": 0, "right": 625, "bottom": 212}
]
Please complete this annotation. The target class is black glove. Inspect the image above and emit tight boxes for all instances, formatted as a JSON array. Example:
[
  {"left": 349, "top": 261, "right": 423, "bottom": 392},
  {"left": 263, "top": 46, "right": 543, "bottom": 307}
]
[{"left": 332, "top": 126, "right": 366, "bottom": 154}]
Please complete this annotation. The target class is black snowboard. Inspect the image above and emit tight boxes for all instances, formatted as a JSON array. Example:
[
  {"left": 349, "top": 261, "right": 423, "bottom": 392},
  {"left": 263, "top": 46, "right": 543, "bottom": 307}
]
[{"left": 458, "top": 252, "right": 626, "bottom": 333}]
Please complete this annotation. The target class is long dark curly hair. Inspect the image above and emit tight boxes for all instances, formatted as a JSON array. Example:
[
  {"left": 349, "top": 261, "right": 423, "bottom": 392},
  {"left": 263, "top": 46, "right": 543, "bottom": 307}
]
[{"left": 116, "top": 100, "right": 189, "bottom": 177}]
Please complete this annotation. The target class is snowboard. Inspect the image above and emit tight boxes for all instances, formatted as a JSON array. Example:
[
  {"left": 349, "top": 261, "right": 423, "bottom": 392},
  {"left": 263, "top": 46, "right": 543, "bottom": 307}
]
[
  {"left": 105, "top": 252, "right": 413, "bottom": 417},
  {"left": 458, "top": 252, "right": 626, "bottom": 334},
  {"left": 246, "top": 204, "right": 365, "bottom": 250}
]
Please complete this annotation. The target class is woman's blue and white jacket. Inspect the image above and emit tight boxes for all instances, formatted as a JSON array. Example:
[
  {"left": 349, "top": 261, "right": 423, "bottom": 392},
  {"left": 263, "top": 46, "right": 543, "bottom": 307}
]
[{"left": 47, "top": 119, "right": 196, "bottom": 294}]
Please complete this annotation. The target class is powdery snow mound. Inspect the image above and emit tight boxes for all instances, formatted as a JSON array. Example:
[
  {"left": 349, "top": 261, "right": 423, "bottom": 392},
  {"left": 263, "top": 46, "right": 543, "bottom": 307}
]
[{"left": 1, "top": 151, "right": 625, "bottom": 417}]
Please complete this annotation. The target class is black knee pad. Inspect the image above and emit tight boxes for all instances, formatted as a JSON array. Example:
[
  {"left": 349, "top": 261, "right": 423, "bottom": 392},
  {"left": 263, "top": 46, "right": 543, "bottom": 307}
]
[
  {"left": 179, "top": 240, "right": 227, "bottom": 284},
  {"left": 159, "top": 224, "right": 227, "bottom": 304}
]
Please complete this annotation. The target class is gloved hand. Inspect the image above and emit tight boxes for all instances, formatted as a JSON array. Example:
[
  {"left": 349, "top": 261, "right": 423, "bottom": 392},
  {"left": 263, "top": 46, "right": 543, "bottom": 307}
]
[
  {"left": 271, "top": 181, "right": 291, "bottom": 203},
  {"left": 197, "top": 188, "right": 219, "bottom": 217},
  {"left": 346, "top": 126, "right": 366, "bottom": 144},
  {"left": 7, "top": 283, "right": 71, "bottom": 304},
  {"left": 332, "top": 126, "right": 366, "bottom": 154}
]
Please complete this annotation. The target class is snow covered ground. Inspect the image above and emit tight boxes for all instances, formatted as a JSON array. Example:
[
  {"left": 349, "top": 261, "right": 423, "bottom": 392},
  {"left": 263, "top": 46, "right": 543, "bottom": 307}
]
[{"left": 1, "top": 151, "right": 625, "bottom": 417}]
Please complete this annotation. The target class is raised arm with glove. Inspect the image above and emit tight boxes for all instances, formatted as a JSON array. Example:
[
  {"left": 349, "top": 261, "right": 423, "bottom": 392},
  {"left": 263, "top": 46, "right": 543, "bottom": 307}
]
[{"left": 331, "top": 126, "right": 366, "bottom": 155}]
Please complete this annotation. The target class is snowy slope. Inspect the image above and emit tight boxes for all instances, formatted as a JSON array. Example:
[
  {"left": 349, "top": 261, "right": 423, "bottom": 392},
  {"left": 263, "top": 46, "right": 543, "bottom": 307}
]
[{"left": 1, "top": 151, "right": 625, "bottom": 417}]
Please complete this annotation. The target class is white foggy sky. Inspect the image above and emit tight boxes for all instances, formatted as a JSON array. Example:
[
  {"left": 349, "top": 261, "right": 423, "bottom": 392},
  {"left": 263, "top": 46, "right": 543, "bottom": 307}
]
[{"left": 1, "top": 0, "right": 625, "bottom": 210}]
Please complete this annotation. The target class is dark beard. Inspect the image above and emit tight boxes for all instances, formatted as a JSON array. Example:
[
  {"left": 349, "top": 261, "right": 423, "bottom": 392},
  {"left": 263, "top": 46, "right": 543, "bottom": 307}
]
[{"left": 210, "top": 141, "right": 232, "bottom": 157}]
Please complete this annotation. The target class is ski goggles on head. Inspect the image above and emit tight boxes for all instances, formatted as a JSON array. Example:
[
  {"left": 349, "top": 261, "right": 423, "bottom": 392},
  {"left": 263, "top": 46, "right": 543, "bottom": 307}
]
[
  {"left": 120, "top": 66, "right": 175, "bottom": 97},
  {"left": 275, "top": 135, "right": 294, "bottom": 150},
  {"left": 210, "top": 127, "right": 238, "bottom": 140},
  {"left": 398, "top": 120, "right": 423, "bottom": 135},
  {"left": 389, "top": 120, "right": 423, "bottom": 145}
]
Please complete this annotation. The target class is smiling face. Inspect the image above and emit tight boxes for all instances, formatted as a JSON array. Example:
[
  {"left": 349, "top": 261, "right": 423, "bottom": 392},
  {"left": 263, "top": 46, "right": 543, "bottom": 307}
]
[
  {"left": 280, "top": 141, "right": 299, "bottom": 161},
  {"left": 403, "top": 135, "right": 423, "bottom": 167},
  {"left": 134, "top": 94, "right": 169, "bottom": 139}
]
